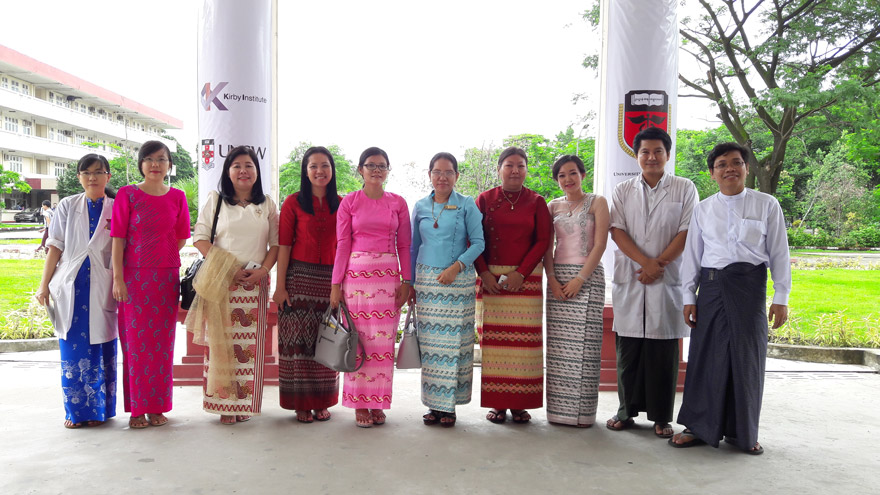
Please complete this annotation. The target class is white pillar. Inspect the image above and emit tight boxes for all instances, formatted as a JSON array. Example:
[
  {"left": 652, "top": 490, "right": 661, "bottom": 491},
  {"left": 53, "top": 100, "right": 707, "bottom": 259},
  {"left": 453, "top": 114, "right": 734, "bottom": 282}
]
[{"left": 197, "top": 0, "right": 274, "bottom": 206}]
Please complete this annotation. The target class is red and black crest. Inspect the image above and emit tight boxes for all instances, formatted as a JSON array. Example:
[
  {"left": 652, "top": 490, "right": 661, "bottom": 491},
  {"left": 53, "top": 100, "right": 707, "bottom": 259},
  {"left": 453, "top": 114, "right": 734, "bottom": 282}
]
[
  {"left": 618, "top": 90, "right": 669, "bottom": 157},
  {"left": 201, "top": 139, "right": 215, "bottom": 171}
]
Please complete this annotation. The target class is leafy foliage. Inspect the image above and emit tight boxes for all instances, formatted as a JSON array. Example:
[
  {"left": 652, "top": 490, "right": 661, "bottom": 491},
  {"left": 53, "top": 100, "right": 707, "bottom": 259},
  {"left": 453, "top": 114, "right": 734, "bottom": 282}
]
[
  {"left": 278, "top": 143, "right": 360, "bottom": 202},
  {"left": 0, "top": 165, "right": 32, "bottom": 196},
  {"left": 457, "top": 127, "right": 596, "bottom": 200},
  {"left": 677, "top": 0, "right": 880, "bottom": 194}
]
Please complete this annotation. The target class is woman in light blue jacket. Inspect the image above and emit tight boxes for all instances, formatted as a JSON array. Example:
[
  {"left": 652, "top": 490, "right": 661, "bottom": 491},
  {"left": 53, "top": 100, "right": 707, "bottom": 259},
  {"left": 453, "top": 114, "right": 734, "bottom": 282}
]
[{"left": 410, "top": 152, "right": 485, "bottom": 427}]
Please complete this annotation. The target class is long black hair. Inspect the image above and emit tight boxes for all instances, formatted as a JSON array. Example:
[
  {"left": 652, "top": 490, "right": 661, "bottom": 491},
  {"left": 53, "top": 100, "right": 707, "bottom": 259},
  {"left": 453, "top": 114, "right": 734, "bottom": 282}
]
[
  {"left": 218, "top": 146, "right": 266, "bottom": 205},
  {"left": 298, "top": 146, "right": 340, "bottom": 214},
  {"left": 77, "top": 153, "right": 116, "bottom": 198}
]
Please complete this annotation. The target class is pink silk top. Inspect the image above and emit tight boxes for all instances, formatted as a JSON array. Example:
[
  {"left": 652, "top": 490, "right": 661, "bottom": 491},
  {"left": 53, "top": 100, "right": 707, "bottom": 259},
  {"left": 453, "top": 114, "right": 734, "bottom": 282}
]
[
  {"left": 549, "top": 194, "right": 597, "bottom": 265},
  {"left": 332, "top": 189, "right": 412, "bottom": 284},
  {"left": 110, "top": 185, "right": 191, "bottom": 268}
]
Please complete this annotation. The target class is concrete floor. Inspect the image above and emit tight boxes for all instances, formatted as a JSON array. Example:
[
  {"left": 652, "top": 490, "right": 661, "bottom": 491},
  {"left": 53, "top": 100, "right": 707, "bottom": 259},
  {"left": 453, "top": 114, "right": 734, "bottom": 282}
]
[{"left": 1, "top": 351, "right": 878, "bottom": 495}]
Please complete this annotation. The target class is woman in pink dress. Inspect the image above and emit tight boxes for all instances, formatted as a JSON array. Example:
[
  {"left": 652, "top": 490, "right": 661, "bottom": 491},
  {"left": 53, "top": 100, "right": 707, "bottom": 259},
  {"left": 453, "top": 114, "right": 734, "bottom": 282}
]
[
  {"left": 330, "top": 146, "right": 412, "bottom": 428},
  {"left": 111, "top": 140, "right": 191, "bottom": 429}
]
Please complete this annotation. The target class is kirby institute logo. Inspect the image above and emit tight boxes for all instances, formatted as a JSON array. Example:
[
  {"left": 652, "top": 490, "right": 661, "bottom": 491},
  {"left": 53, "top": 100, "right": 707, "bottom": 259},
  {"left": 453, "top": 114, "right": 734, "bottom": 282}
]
[{"left": 201, "top": 82, "right": 229, "bottom": 111}]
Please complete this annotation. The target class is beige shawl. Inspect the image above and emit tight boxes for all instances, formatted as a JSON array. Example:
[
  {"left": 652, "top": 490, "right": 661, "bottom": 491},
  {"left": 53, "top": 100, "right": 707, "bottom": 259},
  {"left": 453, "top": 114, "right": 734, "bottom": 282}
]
[{"left": 184, "top": 246, "right": 240, "bottom": 396}]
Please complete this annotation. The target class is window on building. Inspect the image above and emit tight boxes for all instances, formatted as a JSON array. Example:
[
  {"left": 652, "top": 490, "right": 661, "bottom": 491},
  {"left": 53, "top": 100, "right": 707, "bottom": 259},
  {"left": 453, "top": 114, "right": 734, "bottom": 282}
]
[
  {"left": 19, "top": 84, "right": 29, "bottom": 96},
  {"left": 49, "top": 128, "right": 54, "bottom": 140},
  {"left": 4, "top": 116, "right": 19, "bottom": 133},
  {"left": 4, "top": 155, "right": 23, "bottom": 173},
  {"left": 0, "top": 77, "right": 7, "bottom": 89},
  {"left": 54, "top": 162, "right": 67, "bottom": 177},
  {"left": 21, "top": 120, "right": 32, "bottom": 136},
  {"left": 11, "top": 80, "right": 20, "bottom": 93}
]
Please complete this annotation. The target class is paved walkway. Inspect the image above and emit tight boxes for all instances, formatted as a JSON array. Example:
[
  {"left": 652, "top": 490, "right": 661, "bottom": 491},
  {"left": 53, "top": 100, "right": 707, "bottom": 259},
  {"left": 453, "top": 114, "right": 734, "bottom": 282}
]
[{"left": 1, "top": 349, "right": 877, "bottom": 494}]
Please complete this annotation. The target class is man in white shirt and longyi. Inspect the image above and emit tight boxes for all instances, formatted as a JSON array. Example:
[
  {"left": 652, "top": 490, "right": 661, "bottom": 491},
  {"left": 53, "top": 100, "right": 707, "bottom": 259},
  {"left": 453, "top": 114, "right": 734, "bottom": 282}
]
[{"left": 669, "top": 142, "right": 791, "bottom": 456}]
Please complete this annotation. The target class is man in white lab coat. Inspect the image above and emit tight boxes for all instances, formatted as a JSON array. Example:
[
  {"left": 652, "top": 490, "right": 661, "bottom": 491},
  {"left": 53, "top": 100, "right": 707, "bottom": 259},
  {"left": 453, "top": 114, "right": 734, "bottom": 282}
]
[
  {"left": 669, "top": 142, "right": 790, "bottom": 455},
  {"left": 607, "top": 127, "right": 698, "bottom": 438}
]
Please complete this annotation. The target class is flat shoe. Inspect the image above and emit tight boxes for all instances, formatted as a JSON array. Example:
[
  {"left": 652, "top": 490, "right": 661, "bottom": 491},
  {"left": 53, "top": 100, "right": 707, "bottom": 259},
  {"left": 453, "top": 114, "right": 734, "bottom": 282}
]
[
  {"left": 486, "top": 409, "right": 507, "bottom": 424},
  {"left": 511, "top": 409, "right": 531, "bottom": 424},
  {"left": 654, "top": 422, "right": 674, "bottom": 438},
  {"left": 64, "top": 420, "right": 83, "bottom": 429},
  {"left": 355, "top": 410, "right": 373, "bottom": 428},
  {"left": 220, "top": 415, "right": 236, "bottom": 425},
  {"left": 129, "top": 416, "right": 149, "bottom": 429},
  {"left": 440, "top": 412, "right": 457, "bottom": 428},
  {"left": 725, "top": 437, "right": 764, "bottom": 455},
  {"left": 296, "top": 411, "right": 314, "bottom": 424},
  {"left": 235, "top": 415, "right": 251, "bottom": 422},
  {"left": 668, "top": 429, "right": 707, "bottom": 448},
  {"left": 313, "top": 409, "right": 331, "bottom": 421},
  {"left": 371, "top": 410, "right": 386, "bottom": 426},
  {"left": 147, "top": 414, "right": 168, "bottom": 427},
  {"left": 605, "top": 415, "right": 634, "bottom": 431},
  {"left": 423, "top": 410, "right": 441, "bottom": 426}
]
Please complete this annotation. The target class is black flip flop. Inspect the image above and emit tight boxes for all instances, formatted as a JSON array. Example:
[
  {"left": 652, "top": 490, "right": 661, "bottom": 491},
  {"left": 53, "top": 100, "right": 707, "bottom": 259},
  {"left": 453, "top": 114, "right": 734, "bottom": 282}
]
[
  {"left": 668, "top": 429, "right": 707, "bottom": 448},
  {"left": 440, "top": 412, "right": 457, "bottom": 428},
  {"left": 486, "top": 409, "right": 507, "bottom": 424},
  {"left": 606, "top": 415, "right": 635, "bottom": 431},
  {"left": 423, "top": 410, "right": 440, "bottom": 426}
]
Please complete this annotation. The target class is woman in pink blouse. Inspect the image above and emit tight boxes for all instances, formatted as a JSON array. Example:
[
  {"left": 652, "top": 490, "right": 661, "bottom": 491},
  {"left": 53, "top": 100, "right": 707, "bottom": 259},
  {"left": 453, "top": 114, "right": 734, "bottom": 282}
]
[
  {"left": 111, "top": 140, "right": 191, "bottom": 429},
  {"left": 330, "top": 147, "right": 412, "bottom": 428}
]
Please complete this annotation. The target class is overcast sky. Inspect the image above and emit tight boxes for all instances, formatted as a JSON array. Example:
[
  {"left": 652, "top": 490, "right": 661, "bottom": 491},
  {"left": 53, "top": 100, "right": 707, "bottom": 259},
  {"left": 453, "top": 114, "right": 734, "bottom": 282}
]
[{"left": 2, "top": 0, "right": 717, "bottom": 195}]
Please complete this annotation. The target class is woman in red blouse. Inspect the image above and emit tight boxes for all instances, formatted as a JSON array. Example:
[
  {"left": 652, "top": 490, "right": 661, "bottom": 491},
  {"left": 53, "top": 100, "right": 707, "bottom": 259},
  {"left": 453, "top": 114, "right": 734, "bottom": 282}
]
[
  {"left": 273, "top": 146, "right": 343, "bottom": 423},
  {"left": 475, "top": 146, "right": 552, "bottom": 424}
]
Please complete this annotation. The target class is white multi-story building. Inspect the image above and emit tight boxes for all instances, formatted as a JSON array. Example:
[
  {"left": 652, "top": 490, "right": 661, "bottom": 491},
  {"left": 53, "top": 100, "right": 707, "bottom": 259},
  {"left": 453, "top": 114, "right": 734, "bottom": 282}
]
[{"left": 0, "top": 44, "right": 182, "bottom": 209}]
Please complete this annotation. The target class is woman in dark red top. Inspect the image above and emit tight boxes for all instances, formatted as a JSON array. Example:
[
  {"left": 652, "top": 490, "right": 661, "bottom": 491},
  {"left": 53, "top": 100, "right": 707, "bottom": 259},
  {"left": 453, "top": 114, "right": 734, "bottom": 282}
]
[
  {"left": 475, "top": 146, "right": 552, "bottom": 425},
  {"left": 273, "top": 146, "right": 343, "bottom": 423}
]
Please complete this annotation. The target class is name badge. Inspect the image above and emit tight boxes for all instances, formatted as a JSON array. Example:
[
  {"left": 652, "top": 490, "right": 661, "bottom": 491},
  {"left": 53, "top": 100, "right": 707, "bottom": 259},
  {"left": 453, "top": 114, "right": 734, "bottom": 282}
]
[{"left": 443, "top": 205, "right": 458, "bottom": 210}]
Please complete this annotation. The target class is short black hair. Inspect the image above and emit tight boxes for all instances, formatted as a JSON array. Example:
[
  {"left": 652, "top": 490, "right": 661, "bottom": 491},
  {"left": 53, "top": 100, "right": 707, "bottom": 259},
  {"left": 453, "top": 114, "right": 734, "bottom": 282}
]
[
  {"left": 707, "top": 142, "right": 749, "bottom": 170},
  {"left": 219, "top": 146, "right": 266, "bottom": 205},
  {"left": 551, "top": 155, "right": 586, "bottom": 180},
  {"left": 298, "top": 146, "right": 340, "bottom": 214},
  {"left": 77, "top": 153, "right": 115, "bottom": 198},
  {"left": 137, "top": 140, "right": 173, "bottom": 177},
  {"left": 429, "top": 152, "right": 458, "bottom": 173},
  {"left": 497, "top": 147, "right": 528, "bottom": 168},
  {"left": 633, "top": 127, "right": 672, "bottom": 155},
  {"left": 42, "top": 200, "right": 51, "bottom": 207}
]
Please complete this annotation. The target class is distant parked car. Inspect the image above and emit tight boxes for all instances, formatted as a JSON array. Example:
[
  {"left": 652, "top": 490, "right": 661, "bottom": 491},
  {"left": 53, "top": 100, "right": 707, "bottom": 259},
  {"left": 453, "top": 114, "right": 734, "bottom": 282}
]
[{"left": 14, "top": 208, "right": 43, "bottom": 223}]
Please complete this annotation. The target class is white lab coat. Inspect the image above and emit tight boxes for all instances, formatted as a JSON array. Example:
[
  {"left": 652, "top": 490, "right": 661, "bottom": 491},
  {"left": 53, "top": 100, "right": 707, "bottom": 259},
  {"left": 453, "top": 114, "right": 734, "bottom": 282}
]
[
  {"left": 610, "top": 174, "right": 697, "bottom": 339},
  {"left": 46, "top": 193, "right": 117, "bottom": 344}
]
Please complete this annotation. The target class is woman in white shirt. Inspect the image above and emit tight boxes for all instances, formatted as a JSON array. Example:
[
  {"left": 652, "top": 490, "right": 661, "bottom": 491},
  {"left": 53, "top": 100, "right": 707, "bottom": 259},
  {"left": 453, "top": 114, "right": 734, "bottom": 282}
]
[
  {"left": 35, "top": 154, "right": 117, "bottom": 429},
  {"left": 190, "top": 146, "right": 279, "bottom": 425}
]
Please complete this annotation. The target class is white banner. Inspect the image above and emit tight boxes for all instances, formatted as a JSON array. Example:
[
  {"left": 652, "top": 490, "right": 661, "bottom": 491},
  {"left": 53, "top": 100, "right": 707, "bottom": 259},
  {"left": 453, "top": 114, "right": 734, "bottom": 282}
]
[
  {"left": 594, "top": 0, "right": 679, "bottom": 281},
  {"left": 197, "top": 0, "right": 273, "bottom": 207}
]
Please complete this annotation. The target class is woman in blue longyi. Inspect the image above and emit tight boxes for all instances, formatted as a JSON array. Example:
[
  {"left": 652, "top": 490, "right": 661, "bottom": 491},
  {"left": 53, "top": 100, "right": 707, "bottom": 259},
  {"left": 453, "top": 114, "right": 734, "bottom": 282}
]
[{"left": 410, "top": 152, "right": 485, "bottom": 427}]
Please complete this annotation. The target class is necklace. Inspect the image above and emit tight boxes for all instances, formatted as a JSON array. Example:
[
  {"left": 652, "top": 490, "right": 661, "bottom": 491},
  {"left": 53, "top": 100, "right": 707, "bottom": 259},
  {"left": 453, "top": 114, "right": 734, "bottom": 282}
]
[
  {"left": 502, "top": 188, "right": 523, "bottom": 210},
  {"left": 565, "top": 194, "right": 587, "bottom": 217},
  {"left": 431, "top": 200, "right": 447, "bottom": 228}
]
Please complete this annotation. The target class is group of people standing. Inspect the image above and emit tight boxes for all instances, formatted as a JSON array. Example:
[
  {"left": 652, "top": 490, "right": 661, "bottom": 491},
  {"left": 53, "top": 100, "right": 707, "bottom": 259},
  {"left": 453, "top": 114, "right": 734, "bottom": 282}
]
[{"left": 36, "top": 128, "right": 790, "bottom": 455}]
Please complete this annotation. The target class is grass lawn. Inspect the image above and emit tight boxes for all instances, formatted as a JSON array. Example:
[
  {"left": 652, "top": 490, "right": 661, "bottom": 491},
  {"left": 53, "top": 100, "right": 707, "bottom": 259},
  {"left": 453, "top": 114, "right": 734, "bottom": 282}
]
[
  {"left": 0, "top": 239, "right": 41, "bottom": 245},
  {"left": 769, "top": 269, "right": 880, "bottom": 339},
  {"left": 792, "top": 249, "right": 878, "bottom": 255},
  {"left": 0, "top": 260, "right": 44, "bottom": 313},
  {"left": 0, "top": 224, "right": 42, "bottom": 229}
]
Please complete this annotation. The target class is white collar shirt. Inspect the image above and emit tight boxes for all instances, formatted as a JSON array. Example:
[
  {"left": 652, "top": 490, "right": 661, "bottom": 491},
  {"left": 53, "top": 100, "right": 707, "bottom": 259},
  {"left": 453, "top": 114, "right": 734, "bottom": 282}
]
[{"left": 680, "top": 188, "right": 791, "bottom": 306}]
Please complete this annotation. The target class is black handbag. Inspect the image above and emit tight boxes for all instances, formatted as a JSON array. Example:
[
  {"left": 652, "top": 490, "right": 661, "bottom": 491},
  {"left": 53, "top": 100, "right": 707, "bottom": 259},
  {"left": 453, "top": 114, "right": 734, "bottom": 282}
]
[{"left": 180, "top": 194, "right": 222, "bottom": 310}]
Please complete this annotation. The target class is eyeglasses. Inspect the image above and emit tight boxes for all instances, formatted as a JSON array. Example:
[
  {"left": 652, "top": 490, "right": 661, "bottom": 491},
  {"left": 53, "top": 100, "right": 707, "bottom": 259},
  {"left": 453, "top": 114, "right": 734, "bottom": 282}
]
[
  {"left": 363, "top": 163, "right": 390, "bottom": 171},
  {"left": 712, "top": 160, "right": 746, "bottom": 170},
  {"left": 430, "top": 170, "right": 457, "bottom": 178},
  {"left": 143, "top": 157, "right": 170, "bottom": 165},
  {"left": 78, "top": 171, "right": 109, "bottom": 178}
]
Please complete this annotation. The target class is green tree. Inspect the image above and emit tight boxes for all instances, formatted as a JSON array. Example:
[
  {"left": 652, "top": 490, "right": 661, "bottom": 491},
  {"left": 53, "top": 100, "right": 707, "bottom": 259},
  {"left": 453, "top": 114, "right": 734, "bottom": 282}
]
[
  {"left": 0, "top": 166, "right": 32, "bottom": 205},
  {"left": 55, "top": 162, "right": 81, "bottom": 199},
  {"left": 675, "top": 0, "right": 880, "bottom": 194},
  {"left": 278, "top": 143, "right": 359, "bottom": 202},
  {"left": 803, "top": 141, "right": 873, "bottom": 235},
  {"left": 457, "top": 127, "right": 597, "bottom": 200},
  {"left": 163, "top": 134, "right": 196, "bottom": 181}
]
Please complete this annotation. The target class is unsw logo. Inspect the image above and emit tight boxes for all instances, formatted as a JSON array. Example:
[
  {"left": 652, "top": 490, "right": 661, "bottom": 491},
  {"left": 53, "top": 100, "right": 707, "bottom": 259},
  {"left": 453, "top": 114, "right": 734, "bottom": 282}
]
[
  {"left": 618, "top": 90, "right": 669, "bottom": 158},
  {"left": 201, "top": 82, "right": 229, "bottom": 111}
]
